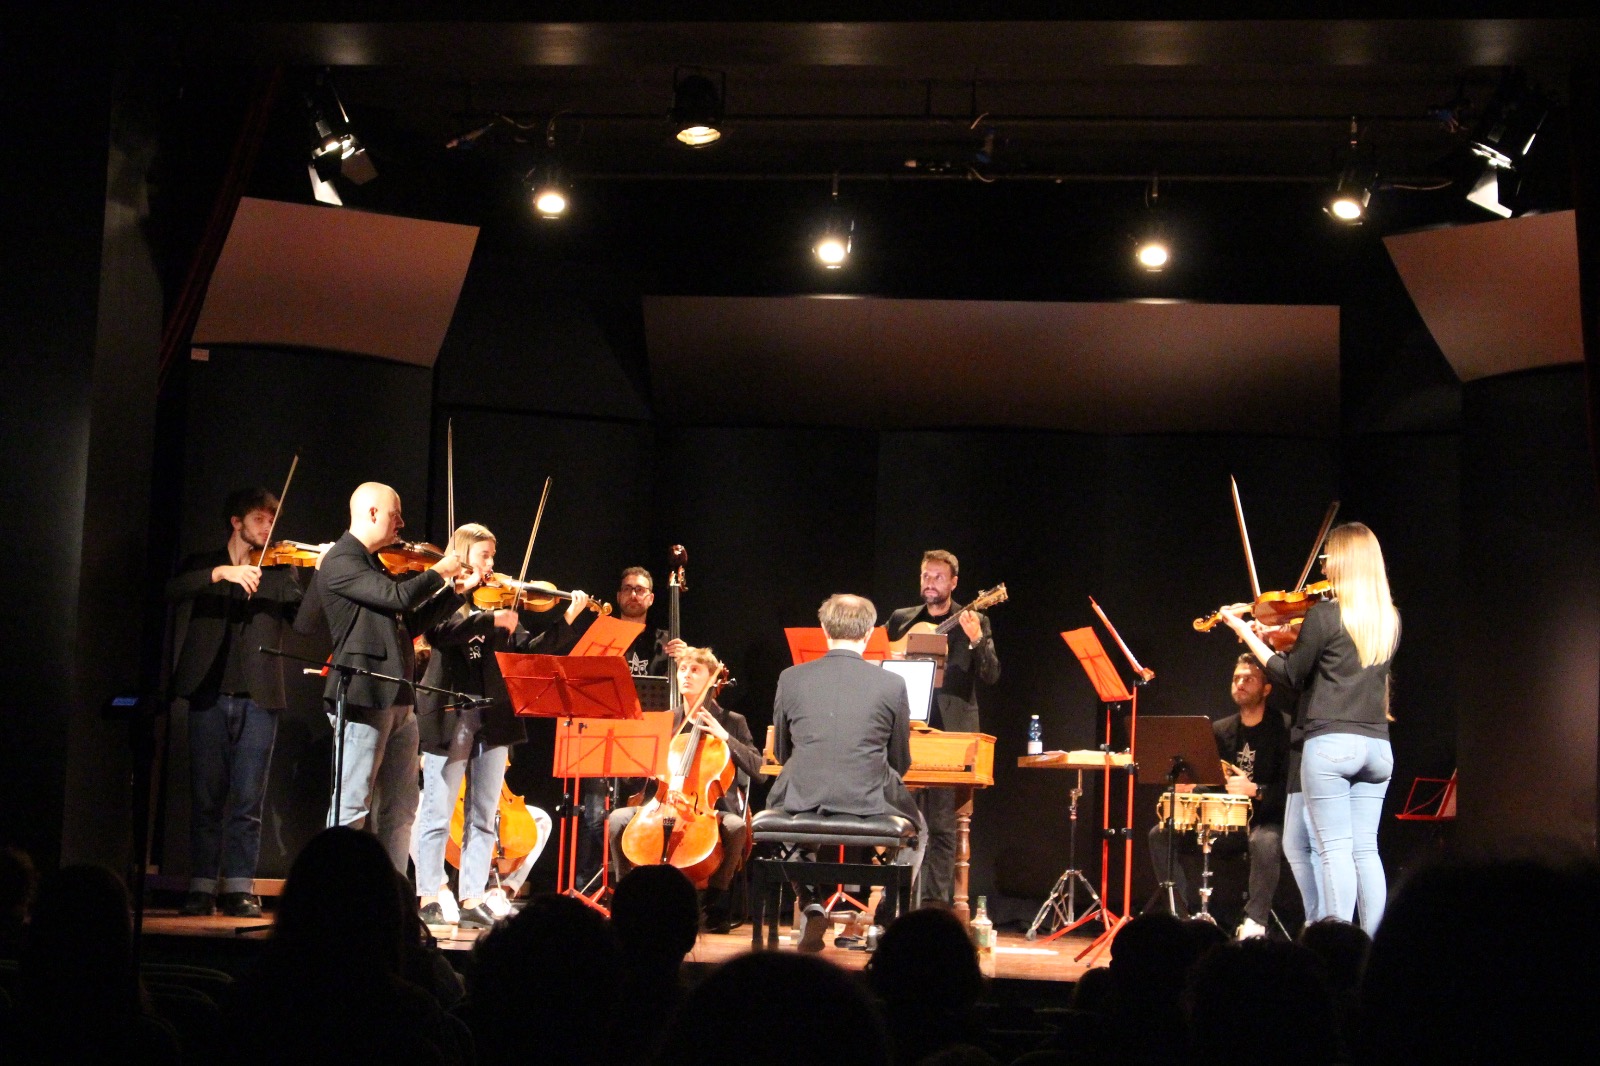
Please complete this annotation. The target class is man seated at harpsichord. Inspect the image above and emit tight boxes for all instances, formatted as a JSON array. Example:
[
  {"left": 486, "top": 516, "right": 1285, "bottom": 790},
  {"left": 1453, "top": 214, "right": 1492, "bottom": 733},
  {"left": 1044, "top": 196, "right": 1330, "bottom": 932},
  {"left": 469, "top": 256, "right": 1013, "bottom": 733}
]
[{"left": 766, "top": 593, "right": 928, "bottom": 947}]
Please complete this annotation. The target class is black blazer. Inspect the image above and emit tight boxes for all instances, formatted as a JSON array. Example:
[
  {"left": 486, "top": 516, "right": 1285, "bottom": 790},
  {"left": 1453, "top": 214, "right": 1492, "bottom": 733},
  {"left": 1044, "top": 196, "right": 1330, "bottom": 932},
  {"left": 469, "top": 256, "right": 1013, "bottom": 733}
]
[
  {"left": 1264, "top": 599, "right": 1394, "bottom": 741},
  {"left": 766, "top": 649, "right": 916, "bottom": 822},
  {"left": 166, "top": 548, "right": 306, "bottom": 709},
  {"left": 301, "top": 531, "right": 455, "bottom": 712},
  {"left": 885, "top": 601, "right": 1000, "bottom": 733},
  {"left": 415, "top": 598, "right": 551, "bottom": 753}
]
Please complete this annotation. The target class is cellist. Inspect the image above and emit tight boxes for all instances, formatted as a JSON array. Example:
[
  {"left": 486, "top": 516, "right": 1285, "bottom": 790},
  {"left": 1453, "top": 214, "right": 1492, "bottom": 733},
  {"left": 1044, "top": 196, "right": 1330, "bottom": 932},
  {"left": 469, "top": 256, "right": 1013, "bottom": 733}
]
[
  {"left": 412, "top": 522, "right": 590, "bottom": 930},
  {"left": 607, "top": 646, "right": 763, "bottom": 933}
]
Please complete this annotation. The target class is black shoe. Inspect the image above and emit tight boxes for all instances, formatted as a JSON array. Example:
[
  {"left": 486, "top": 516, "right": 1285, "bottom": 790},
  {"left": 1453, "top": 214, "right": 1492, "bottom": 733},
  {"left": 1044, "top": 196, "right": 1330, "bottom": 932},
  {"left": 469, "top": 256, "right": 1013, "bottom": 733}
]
[
  {"left": 180, "top": 891, "right": 215, "bottom": 917},
  {"left": 218, "top": 892, "right": 262, "bottom": 918},
  {"left": 419, "top": 902, "right": 454, "bottom": 929},
  {"left": 458, "top": 903, "right": 497, "bottom": 929},
  {"left": 797, "top": 904, "right": 828, "bottom": 953}
]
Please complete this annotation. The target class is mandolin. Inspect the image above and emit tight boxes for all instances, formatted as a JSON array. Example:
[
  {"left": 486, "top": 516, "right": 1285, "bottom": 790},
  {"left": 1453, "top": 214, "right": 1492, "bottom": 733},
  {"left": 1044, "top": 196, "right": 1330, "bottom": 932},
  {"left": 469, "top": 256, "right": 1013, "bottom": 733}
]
[{"left": 887, "top": 583, "right": 1008, "bottom": 656}]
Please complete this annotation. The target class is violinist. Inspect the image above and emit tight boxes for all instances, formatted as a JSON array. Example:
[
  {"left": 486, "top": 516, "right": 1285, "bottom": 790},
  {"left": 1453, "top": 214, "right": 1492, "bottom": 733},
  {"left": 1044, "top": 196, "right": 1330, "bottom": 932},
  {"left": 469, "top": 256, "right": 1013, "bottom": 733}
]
[
  {"left": 307, "top": 482, "right": 465, "bottom": 874},
  {"left": 167, "top": 487, "right": 309, "bottom": 918},
  {"left": 607, "top": 646, "right": 760, "bottom": 933},
  {"left": 1219, "top": 522, "right": 1399, "bottom": 935},
  {"left": 413, "top": 523, "right": 587, "bottom": 930},
  {"left": 885, "top": 550, "right": 999, "bottom": 907}
]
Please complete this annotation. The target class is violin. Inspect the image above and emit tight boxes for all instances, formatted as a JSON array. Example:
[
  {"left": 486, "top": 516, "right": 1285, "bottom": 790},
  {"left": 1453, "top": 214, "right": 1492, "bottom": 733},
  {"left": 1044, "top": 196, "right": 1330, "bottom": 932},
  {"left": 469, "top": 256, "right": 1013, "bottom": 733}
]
[
  {"left": 376, "top": 540, "right": 448, "bottom": 574},
  {"left": 246, "top": 539, "right": 329, "bottom": 568},
  {"left": 472, "top": 574, "right": 612, "bottom": 616},
  {"left": 1193, "top": 581, "right": 1334, "bottom": 651}
]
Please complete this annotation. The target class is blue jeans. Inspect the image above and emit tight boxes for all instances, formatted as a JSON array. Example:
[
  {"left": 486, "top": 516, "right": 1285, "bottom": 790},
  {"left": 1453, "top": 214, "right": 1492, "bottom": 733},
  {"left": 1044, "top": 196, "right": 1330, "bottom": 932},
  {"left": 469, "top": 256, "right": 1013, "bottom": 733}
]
[
  {"left": 188, "top": 695, "right": 278, "bottom": 894},
  {"left": 413, "top": 710, "right": 510, "bottom": 901},
  {"left": 1302, "top": 733, "right": 1392, "bottom": 934},
  {"left": 328, "top": 705, "right": 420, "bottom": 875},
  {"left": 1283, "top": 791, "right": 1324, "bottom": 924}
]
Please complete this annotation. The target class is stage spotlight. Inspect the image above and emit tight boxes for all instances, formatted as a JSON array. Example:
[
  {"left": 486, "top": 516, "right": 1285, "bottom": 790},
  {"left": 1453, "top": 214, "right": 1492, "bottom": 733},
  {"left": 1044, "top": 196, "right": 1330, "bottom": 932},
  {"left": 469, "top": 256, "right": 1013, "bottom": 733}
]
[
  {"left": 530, "top": 168, "right": 569, "bottom": 219},
  {"left": 1466, "top": 168, "right": 1513, "bottom": 218},
  {"left": 672, "top": 70, "right": 725, "bottom": 147},
  {"left": 813, "top": 175, "right": 853, "bottom": 269},
  {"left": 1469, "top": 70, "right": 1547, "bottom": 173},
  {"left": 1323, "top": 118, "right": 1375, "bottom": 225},
  {"left": 1132, "top": 175, "right": 1169, "bottom": 273},
  {"left": 305, "top": 70, "right": 371, "bottom": 205}
]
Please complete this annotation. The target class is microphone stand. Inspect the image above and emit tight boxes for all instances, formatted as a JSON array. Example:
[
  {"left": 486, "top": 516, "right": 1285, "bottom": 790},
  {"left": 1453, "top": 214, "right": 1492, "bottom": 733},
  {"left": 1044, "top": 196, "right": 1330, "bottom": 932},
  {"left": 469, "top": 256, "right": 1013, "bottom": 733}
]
[
  {"left": 1146, "top": 754, "right": 1191, "bottom": 916},
  {"left": 259, "top": 646, "right": 487, "bottom": 828}
]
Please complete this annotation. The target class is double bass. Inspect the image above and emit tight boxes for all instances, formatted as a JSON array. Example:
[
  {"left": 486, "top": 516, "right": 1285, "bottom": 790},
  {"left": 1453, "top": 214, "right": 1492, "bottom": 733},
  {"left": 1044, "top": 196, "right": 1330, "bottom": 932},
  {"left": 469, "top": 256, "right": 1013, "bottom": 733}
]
[{"left": 618, "top": 547, "right": 733, "bottom": 888}]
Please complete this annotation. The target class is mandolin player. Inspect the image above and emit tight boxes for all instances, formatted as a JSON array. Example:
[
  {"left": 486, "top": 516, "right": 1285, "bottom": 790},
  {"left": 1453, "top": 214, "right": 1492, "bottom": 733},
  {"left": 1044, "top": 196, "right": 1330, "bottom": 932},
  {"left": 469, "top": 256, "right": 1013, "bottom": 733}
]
[{"left": 885, "top": 550, "right": 1000, "bottom": 907}]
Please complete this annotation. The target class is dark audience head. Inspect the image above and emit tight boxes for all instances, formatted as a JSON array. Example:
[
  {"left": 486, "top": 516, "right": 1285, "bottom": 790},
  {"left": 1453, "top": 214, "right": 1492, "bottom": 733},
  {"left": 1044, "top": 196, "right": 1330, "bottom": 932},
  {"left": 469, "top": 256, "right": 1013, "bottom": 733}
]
[
  {"left": 1297, "top": 916, "right": 1369, "bottom": 995},
  {"left": 611, "top": 865, "right": 700, "bottom": 968},
  {"left": 1185, "top": 937, "right": 1338, "bottom": 1064},
  {"left": 1182, "top": 915, "right": 1230, "bottom": 956},
  {"left": 1108, "top": 912, "right": 1201, "bottom": 1003},
  {"left": 17, "top": 864, "right": 136, "bottom": 1014},
  {"left": 868, "top": 905, "right": 984, "bottom": 1013},
  {"left": 654, "top": 952, "right": 890, "bottom": 1066},
  {"left": 1070, "top": 963, "right": 1113, "bottom": 1012},
  {"left": 270, "top": 826, "right": 410, "bottom": 978},
  {"left": 470, "top": 893, "right": 621, "bottom": 1065},
  {"left": 1361, "top": 852, "right": 1600, "bottom": 1064}
]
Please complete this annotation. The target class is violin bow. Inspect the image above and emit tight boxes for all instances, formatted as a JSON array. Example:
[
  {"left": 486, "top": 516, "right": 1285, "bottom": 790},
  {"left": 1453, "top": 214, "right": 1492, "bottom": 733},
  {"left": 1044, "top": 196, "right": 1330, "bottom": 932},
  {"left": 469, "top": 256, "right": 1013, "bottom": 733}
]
[
  {"left": 1231, "top": 475, "right": 1263, "bottom": 600},
  {"left": 511, "top": 477, "right": 553, "bottom": 613},
  {"left": 250, "top": 450, "right": 299, "bottom": 599},
  {"left": 1089, "top": 596, "right": 1155, "bottom": 684},
  {"left": 1292, "top": 501, "right": 1341, "bottom": 593},
  {"left": 446, "top": 418, "right": 456, "bottom": 541}
]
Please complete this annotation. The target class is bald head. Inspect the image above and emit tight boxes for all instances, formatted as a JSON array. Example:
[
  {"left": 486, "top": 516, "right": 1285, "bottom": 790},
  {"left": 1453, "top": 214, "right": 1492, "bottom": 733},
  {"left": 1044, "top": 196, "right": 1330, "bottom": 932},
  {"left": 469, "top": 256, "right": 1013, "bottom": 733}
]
[{"left": 349, "top": 482, "right": 404, "bottom": 550}]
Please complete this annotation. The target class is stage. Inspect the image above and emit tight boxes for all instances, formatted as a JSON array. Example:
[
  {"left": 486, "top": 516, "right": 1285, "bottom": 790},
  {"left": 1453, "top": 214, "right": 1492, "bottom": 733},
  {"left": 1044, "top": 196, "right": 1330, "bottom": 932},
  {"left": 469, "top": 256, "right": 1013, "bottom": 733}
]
[{"left": 139, "top": 909, "right": 1103, "bottom": 985}]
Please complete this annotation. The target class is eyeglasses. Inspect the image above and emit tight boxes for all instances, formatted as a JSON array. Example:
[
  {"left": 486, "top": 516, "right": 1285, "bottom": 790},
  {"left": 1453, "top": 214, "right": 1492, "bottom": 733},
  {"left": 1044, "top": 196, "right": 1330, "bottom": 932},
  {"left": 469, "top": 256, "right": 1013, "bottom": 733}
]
[{"left": 620, "top": 585, "right": 653, "bottom": 595}]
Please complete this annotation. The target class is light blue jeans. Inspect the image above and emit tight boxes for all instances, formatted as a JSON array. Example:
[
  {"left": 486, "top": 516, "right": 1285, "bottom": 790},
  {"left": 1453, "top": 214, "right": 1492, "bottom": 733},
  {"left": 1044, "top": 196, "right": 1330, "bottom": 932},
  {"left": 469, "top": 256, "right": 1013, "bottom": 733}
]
[
  {"left": 328, "top": 704, "right": 420, "bottom": 875},
  {"left": 1282, "top": 791, "right": 1324, "bottom": 924},
  {"left": 1302, "top": 732, "right": 1392, "bottom": 934},
  {"left": 413, "top": 711, "right": 510, "bottom": 902}
]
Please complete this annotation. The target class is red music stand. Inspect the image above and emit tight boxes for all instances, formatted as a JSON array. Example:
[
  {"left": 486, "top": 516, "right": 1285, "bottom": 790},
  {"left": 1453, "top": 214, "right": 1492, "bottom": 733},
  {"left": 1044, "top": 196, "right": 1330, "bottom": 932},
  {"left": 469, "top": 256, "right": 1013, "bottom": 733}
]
[
  {"left": 499, "top": 651, "right": 648, "bottom": 913},
  {"left": 1060, "top": 621, "right": 1142, "bottom": 964},
  {"left": 784, "top": 626, "right": 891, "bottom": 664},
  {"left": 569, "top": 615, "right": 648, "bottom": 660}
]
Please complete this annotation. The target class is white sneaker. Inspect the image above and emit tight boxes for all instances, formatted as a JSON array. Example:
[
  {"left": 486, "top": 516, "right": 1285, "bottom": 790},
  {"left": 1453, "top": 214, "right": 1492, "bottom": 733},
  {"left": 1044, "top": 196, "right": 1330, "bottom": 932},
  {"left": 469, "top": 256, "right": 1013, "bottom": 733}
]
[
  {"left": 437, "top": 886, "right": 461, "bottom": 924},
  {"left": 483, "top": 887, "right": 512, "bottom": 919},
  {"left": 1236, "top": 917, "right": 1268, "bottom": 940}
]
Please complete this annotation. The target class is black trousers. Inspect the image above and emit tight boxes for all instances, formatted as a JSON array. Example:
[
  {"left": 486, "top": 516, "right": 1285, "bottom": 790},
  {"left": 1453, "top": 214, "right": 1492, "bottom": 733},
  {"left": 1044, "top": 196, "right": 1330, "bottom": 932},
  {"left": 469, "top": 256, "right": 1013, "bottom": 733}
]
[{"left": 1147, "top": 821, "right": 1283, "bottom": 926}]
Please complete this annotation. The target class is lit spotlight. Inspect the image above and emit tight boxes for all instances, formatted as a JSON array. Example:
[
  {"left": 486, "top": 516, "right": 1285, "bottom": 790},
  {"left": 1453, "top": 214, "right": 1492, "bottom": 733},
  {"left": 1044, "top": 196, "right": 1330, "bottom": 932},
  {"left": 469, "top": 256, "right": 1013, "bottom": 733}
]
[
  {"left": 1132, "top": 175, "right": 1170, "bottom": 272},
  {"left": 528, "top": 165, "right": 568, "bottom": 219},
  {"left": 304, "top": 70, "right": 373, "bottom": 206},
  {"left": 1135, "top": 241, "right": 1170, "bottom": 271},
  {"left": 672, "top": 70, "right": 725, "bottom": 147},
  {"left": 1324, "top": 118, "right": 1375, "bottom": 225},
  {"left": 813, "top": 175, "right": 853, "bottom": 269}
]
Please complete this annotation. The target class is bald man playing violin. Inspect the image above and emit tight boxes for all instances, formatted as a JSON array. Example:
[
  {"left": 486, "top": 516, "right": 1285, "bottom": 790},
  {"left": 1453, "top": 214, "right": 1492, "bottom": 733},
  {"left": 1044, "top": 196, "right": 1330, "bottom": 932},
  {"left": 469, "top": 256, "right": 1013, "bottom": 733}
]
[
  {"left": 304, "top": 481, "right": 468, "bottom": 874},
  {"left": 167, "top": 486, "right": 309, "bottom": 918}
]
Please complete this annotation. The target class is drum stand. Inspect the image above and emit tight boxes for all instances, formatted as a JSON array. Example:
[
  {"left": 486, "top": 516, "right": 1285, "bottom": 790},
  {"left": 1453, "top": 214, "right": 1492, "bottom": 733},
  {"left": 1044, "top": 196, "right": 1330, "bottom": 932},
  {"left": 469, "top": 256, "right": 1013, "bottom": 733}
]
[
  {"left": 1027, "top": 770, "right": 1108, "bottom": 941},
  {"left": 1194, "top": 825, "right": 1219, "bottom": 924}
]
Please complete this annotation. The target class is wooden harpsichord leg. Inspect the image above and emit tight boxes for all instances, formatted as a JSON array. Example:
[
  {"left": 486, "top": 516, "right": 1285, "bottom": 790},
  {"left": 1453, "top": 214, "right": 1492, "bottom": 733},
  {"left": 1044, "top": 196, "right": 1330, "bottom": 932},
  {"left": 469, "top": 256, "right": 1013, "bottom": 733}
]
[{"left": 953, "top": 785, "right": 975, "bottom": 923}]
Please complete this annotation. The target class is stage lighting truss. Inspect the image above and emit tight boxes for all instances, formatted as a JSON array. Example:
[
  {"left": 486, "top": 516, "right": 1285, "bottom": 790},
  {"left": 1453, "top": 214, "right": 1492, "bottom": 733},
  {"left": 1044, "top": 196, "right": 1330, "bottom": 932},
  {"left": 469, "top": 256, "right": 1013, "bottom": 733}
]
[
  {"left": 813, "top": 174, "right": 853, "bottom": 269},
  {"left": 672, "top": 69, "right": 725, "bottom": 147}
]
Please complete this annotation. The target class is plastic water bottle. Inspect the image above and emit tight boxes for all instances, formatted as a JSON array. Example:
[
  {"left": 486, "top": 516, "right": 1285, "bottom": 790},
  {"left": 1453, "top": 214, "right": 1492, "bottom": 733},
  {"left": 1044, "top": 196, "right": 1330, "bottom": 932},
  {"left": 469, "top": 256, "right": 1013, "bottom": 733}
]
[
  {"left": 1026, "top": 715, "right": 1043, "bottom": 755},
  {"left": 972, "top": 895, "right": 996, "bottom": 975}
]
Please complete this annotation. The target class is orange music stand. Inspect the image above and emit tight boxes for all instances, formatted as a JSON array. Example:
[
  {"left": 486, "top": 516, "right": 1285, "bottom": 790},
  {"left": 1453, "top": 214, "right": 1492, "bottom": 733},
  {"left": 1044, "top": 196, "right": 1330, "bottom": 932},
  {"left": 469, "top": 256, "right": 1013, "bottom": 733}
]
[
  {"left": 1060, "top": 625, "right": 1141, "bottom": 964},
  {"left": 784, "top": 626, "right": 891, "bottom": 664},
  {"left": 570, "top": 615, "right": 647, "bottom": 659}
]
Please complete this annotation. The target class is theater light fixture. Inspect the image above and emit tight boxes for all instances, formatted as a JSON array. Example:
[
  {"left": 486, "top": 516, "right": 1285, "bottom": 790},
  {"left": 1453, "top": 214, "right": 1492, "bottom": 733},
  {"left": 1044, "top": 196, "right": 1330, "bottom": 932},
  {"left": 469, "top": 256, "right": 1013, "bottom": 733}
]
[
  {"left": 1463, "top": 70, "right": 1547, "bottom": 219},
  {"left": 529, "top": 166, "right": 569, "bottom": 219},
  {"left": 305, "top": 70, "right": 373, "bottom": 206},
  {"left": 1325, "top": 118, "right": 1375, "bottom": 225},
  {"left": 813, "top": 175, "right": 853, "bottom": 269},
  {"left": 1133, "top": 175, "right": 1169, "bottom": 273},
  {"left": 672, "top": 70, "right": 725, "bottom": 147}
]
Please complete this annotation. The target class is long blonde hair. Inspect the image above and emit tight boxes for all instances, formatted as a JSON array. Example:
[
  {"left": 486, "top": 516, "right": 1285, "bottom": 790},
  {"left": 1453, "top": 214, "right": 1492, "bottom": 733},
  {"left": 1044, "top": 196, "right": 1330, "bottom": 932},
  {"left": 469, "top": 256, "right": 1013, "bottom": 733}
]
[{"left": 1324, "top": 522, "right": 1399, "bottom": 667}]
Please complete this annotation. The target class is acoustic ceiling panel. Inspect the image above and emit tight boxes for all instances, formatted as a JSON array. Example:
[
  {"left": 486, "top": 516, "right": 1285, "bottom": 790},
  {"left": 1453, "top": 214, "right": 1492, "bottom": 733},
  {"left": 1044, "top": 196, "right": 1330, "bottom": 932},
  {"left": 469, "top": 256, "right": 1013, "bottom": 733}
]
[
  {"left": 644, "top": 296, "right": 1339, "bottom": 435},
  {"left": 1384, "top": 210, "right": 1582, "bottom": 383},
  {"left": 194, "top": 197, "right": 480, "bottom": 367}
]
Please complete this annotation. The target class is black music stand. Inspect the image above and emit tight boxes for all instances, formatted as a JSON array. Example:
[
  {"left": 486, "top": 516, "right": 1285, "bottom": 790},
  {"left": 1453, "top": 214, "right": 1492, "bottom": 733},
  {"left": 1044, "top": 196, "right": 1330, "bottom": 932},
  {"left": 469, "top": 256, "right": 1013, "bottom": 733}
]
[{"left": 1137, "top": 716, "right": 1225, "bottom": 917}]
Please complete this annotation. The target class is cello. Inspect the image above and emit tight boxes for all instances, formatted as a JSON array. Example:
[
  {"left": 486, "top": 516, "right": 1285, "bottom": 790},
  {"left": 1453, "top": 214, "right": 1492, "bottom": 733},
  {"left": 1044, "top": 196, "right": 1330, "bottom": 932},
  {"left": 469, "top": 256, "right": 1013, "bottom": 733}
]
[{"left": 618, "top": 547, "right": 734, "bottom": 888}]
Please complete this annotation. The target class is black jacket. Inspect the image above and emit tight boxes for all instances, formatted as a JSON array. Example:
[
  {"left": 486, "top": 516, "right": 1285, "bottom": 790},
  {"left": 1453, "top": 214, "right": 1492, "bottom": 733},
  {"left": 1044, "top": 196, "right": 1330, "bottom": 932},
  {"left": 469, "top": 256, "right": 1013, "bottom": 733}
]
[
  {"left": 415, "top": 598, "right": 552, "bottom": 753},
  {"left": 1264, "top": 599, "right": 1394, "bottom": 742},
  {"left": 766, "top": 649, "right": 916, "bottom": 822},
  {"left": 166, "top": 547, "right": 306, "bottom": 709},
  {"left": 298, "top": 531, "right": 458, "bottom": 712},
  {"left": 885, "top": 601, "right": 1000, "bottom": 732}
]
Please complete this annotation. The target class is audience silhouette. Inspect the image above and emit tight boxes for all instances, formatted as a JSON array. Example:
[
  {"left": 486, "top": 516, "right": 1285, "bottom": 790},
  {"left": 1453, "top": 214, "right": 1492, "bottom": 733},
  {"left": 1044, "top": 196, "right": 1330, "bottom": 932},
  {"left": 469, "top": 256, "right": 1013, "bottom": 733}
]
[
  {"left": 610, "top": 866, "right": 701, "bottom": 1062},
  {"left": 867, "top": 906, "right": 987, "bottom": 1065}
]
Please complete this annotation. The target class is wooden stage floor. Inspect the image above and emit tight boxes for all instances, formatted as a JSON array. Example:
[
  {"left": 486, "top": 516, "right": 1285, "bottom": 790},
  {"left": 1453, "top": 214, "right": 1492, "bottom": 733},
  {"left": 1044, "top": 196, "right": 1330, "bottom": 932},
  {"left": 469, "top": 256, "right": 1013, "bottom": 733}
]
[{"left": 141, "top": 909, "right": 1105, "bottom": 985}]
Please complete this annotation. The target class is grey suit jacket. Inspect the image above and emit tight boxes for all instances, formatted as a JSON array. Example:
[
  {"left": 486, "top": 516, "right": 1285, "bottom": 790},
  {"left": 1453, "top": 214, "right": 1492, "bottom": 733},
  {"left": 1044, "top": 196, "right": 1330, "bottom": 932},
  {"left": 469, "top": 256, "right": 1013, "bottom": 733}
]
[{"left": 766, "top": 648, "right": 916, "bottom": 822}]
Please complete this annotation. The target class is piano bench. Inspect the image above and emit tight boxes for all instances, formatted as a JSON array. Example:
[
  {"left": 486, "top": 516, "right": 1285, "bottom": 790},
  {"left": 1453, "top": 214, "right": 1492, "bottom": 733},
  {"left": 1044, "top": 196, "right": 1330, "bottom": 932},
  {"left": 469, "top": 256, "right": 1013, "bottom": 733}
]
[{"left": 748, "top": 810, "right": 918, "bottom": 951}]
